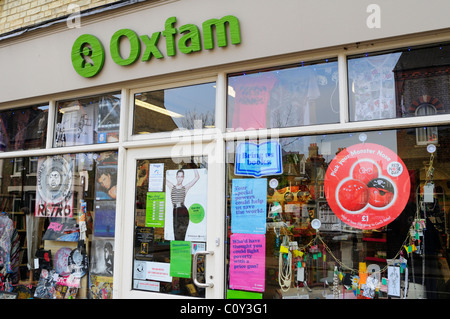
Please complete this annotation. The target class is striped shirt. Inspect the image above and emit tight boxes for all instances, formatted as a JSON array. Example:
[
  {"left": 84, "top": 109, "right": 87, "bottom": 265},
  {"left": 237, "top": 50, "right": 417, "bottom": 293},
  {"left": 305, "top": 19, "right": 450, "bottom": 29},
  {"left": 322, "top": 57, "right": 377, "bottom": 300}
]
[{"left": 171, "top": 186, "right": 186, "bottom": 206}]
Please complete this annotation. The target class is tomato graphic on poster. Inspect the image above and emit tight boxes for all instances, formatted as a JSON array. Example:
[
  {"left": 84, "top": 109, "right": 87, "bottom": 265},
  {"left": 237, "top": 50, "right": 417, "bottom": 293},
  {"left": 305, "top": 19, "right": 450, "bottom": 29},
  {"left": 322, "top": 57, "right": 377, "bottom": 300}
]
[{"left": 324, "top": 143, "right": 410, "bottom": 229}]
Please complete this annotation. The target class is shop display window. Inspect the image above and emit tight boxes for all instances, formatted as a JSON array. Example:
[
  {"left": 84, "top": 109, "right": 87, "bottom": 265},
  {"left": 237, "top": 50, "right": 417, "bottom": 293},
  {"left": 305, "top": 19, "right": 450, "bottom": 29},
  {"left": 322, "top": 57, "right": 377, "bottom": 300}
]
[
  {"left": 0, "top": 151, "right": 117, "bottom": 299},
  {"left": 226, "top": 59, "right": 340, "bottom": 131},
  {"left": 225, "top": 126, "right": 450, "bottom": 299},
  {"left": 133, "top": 83, "right": 216, "bottom": 135},
  {"left": 0, "top": 104, "right": 48, "bottom": 152},
  {"left": 131, "top": 156, "right": 208, "bottom": 297},
  {"left": 348, "top": 43, "right": 450, "bottom": 122},
  {"left": 54, "top": 92, "right": 121, "bottom": 147}
]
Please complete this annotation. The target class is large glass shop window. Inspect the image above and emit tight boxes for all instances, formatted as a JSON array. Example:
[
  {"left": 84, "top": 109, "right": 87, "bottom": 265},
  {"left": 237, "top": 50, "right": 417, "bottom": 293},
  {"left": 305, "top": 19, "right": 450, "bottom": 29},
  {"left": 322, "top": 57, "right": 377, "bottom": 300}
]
[
  {"left": 225, "top": 126, "right": 450, "bottom": 299},
  {"left": 132, "top": 157, "right": 208, "bottom": 297},
  {"left": 0, "top": 151, "right": 117, "bottom": 299},
  {"left": 0, "top": 104, "right": 48, "bottom": 152},
  {"left": 227, "top": 59, "right": 340, "bottom": 131},
  {"left": 133, "top": 83, "right": 216, "bottom": 135},
  {"left": 348, "top": 43, "right": 450, "bottom": 122},
  {"left": 55, "top": 92, "right": 121, "bottom": 147}
]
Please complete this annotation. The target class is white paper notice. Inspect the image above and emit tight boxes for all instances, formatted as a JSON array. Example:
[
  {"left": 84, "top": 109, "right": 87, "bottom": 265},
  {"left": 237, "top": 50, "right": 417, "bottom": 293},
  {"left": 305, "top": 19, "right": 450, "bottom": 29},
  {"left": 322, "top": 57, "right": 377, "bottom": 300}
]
[
  {"left": 148, "top": 163, "right": 164, "bottom": 192},
  {"left": 133, "top": 280, "right": 160, "bottom": 292},
  {"left": 146, "top": 261, "right": 172, "bottom": 282}
]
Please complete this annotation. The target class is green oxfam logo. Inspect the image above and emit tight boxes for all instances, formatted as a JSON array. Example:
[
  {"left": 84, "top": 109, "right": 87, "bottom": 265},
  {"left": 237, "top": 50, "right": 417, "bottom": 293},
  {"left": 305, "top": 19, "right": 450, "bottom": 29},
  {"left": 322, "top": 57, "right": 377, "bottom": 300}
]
[
  {"left": 71, "top": 34, "right": 105, "bottom": 78},
  {"left": 71, "top": 15, "right": 241, "bottom": 78}
]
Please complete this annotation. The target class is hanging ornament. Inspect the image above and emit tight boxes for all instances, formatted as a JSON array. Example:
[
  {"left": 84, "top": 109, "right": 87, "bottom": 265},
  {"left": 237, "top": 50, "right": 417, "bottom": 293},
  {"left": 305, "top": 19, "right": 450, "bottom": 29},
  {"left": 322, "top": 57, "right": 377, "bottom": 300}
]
[{"left": 333, "top": 266, "right": 339, "bottom": 299}]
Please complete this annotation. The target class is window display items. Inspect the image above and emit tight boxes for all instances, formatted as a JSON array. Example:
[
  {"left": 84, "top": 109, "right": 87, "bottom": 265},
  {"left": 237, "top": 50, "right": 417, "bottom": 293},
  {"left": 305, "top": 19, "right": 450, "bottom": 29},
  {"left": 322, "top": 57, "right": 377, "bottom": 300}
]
[
  {"left": 94, "top": 201, "right": 116, "bottom": 237},
  {"left": 54, "top": 247, "right": 72, "bottom": 276},
  {"left": 35, "top": 249, "right": 52, "bottom": 270},
  {"left": 34, "top": 269, "right": 58, "bottom": 299},
  {"left": 96, "top": 166, "right": 118, "bottom": 200},
  {"left": 89, "top": 274, "right": 113, "bottom": 299},
  {"left": 55, "top": 93, "right": 121, "bottom": 147},
  {"left": 0, "top": 213, "right": 14, "bottom": 274},
  {"left": 348, "top": 53, "right": 401, "bottom": 121},
  {"left": 324, "top": 142, "right": 410, "bottom": 229},
  {"left": 35, "top": 155, "right": 74, "bottom": 218},
  {"left": 55, "top": 101, "right": 94, "bottom": 147},
  {"left": 230, "top": 73, "right": 278, "bottom": 130},
  {"left": 55, "top": 276, "right": 79, "bottom": 299},
  {"left": 42, "top": 219, "right": 79, "bottom": 241},
  {"left": 90, "top": 239, "right": 114, "bottom": 276},
  {"left": 68, "top": 246, "right": 89, "bottom": 278}
]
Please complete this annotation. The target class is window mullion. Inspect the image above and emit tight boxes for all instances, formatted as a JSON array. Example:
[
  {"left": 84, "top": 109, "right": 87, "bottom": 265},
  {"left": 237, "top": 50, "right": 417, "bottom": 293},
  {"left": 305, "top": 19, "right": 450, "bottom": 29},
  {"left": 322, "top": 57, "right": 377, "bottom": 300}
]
[
  {"left": 338, "top": 53, "right": 349, "bottom": 124},
  {"left": 46, "top": 100, "right": 56, "bottom": 149},
  {"left": 215, "top": 72, "right": 227, "bottom": 133}
]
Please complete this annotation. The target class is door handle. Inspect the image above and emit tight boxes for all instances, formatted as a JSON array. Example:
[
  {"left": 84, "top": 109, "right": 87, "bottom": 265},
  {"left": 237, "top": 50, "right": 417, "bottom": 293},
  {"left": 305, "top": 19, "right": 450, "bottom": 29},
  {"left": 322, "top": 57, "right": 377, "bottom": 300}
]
[{"left": 192, "top": 250, "right": 214, "bottom": 288}]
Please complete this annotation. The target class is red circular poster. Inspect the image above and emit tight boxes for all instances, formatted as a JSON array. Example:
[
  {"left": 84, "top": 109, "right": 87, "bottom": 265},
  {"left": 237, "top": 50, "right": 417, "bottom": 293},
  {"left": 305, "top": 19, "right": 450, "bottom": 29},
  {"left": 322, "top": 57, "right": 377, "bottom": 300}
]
[{"left": 324, "top": 143, "right": 410, "bottom": 230}]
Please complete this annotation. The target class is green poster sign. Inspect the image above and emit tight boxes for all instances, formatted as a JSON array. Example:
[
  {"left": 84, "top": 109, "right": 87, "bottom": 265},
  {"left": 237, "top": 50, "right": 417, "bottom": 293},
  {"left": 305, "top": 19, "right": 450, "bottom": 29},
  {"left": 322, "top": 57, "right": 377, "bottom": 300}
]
[
  {"left": 226, "top": 289, "right": 263, "bottom": 299},
  {"left": 170, "top": 241, "right": 191, "bottom": 278},
  {"left": 145, "top": 192, "right": 165, "bottom": 228},
  {"left": 188, "top": 203, "right": 205, "bottom": 224}
]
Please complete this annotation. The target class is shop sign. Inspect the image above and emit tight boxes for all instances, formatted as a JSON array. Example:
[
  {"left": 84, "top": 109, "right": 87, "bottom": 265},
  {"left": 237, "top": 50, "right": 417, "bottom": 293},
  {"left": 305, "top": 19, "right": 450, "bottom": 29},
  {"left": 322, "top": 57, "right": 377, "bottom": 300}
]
[
  {"left": 71, "top": 15, "right": 241, "bottom": 78},
  {"left": 234, "top": 141, "right": 283, "bottom": 177},
  {"left": 324, "top": 143, "right": 410, "bottom": 230}
]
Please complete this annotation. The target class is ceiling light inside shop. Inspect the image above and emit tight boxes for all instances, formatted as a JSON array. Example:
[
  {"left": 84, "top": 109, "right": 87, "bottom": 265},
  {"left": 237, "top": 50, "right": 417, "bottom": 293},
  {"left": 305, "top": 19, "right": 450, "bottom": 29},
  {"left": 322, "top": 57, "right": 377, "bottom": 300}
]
[
  {"left": 135, "top": 99, "right": 184, "bottom": 118},
  {"left": 59, "top": 103, "right": 81, "bottom": 113}
]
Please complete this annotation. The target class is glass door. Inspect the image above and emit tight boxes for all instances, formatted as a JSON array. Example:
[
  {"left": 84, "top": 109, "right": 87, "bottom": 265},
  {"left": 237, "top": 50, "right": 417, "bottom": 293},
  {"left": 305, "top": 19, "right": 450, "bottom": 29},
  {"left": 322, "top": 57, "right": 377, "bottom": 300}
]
[{"left": 119, "top": 143, "right": 225, "bottom": 298}]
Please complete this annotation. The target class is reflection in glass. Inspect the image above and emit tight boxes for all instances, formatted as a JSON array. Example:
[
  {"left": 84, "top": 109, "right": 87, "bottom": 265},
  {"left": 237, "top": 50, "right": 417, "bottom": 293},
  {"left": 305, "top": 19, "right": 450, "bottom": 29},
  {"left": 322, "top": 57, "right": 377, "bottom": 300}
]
[
  {"left": 227, "top": 60, "right": 340, "bottom": 130},
  {"left": 226, "top": 126, "right": 450, "bottom": 299},
  {"left": 55, "top": 92, "right": 121, "bottom": 147},
  {"left": 348, "top": 43, "right": 450, "bottom": 121},
  {"left": 0, "top": 104, "right": 48, "bottom": 152},
  {"left": 133, "top": 83, "right": 216, "bottom": 135}
]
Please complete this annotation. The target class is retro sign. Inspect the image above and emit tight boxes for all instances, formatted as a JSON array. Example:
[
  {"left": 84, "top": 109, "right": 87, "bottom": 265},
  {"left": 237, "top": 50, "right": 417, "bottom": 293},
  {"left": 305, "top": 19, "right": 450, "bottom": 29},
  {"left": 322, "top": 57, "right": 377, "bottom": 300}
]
[
  {"left": 36, "top": 155, "right": 74, "bottom": 218},
  {"left": 324, "top": 143, "right": 410, "bottom": 229}
]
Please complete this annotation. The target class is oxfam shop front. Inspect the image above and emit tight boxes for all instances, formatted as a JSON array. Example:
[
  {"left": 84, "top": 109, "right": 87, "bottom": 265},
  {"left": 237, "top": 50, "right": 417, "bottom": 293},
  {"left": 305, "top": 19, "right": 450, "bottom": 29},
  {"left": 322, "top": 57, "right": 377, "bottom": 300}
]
[{"left": 0, "top": 0, "right": 449, "bottom": 301}]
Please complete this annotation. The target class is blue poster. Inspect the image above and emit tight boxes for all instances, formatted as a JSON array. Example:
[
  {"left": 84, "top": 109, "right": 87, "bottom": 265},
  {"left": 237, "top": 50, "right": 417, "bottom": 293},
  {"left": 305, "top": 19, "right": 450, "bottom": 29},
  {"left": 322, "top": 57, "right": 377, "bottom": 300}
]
[
  {"left": 231, "top": 179, "right": 267, "bottom": 234},
  {"left": 234, "top": 141, "right": 282, "bottom": 177}
]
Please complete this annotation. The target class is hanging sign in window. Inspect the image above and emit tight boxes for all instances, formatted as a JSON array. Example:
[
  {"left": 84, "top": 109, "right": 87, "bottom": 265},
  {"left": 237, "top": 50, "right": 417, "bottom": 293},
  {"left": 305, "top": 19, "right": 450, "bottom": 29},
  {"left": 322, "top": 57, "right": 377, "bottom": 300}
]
[
  {"left": 164, "top": 168, "right": 207, "bottom": 242},
  {"left": 36, "top": 155, "right": 74, "bottom": 218},
  {"left": 324, "top": 143, "right": 410, "bottom": 229},
  {"left": 231, "top": 178, "right": 267, "bottom": 234},
  {"left": 229, "top": 233, "right": 265, "bottom": 292},
  {"left": 234, "top": 140, "right": 283, "bottom": 177}
]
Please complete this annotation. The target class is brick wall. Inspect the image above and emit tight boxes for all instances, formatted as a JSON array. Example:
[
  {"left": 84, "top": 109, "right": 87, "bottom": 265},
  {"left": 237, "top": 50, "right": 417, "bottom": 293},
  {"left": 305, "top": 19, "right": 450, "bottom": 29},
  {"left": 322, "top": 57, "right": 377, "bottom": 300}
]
[{"left": 0, "top": 0, "right": 122, "bottom": 35}]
